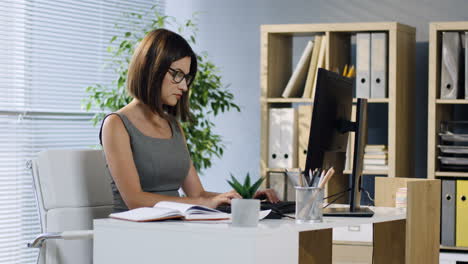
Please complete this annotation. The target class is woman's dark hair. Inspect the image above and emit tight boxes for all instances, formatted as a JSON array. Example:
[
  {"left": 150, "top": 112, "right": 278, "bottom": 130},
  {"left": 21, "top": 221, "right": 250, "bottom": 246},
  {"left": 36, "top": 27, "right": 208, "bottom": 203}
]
[{"left": 127, "top": 28, "right": 197, "bottom": 121}]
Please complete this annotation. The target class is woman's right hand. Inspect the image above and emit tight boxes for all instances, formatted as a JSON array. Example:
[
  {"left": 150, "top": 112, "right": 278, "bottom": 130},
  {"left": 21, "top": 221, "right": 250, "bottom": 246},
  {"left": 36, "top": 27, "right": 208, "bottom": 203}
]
[{"left": 200, "top": 190, "right": 242, "bottom": 208}]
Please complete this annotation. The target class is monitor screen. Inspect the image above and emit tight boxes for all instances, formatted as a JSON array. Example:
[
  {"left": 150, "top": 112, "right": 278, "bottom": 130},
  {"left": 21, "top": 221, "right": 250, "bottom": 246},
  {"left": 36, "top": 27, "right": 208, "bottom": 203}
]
[
  {"left": 304, "top": 68, "right": 353, "bottom": 172},
  {"left": 304, "top": 68, "right": 373, "bottom": 217}
]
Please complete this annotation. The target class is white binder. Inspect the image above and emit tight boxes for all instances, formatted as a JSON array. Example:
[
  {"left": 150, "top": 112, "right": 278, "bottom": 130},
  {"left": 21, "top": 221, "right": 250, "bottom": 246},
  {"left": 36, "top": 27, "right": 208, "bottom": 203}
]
[
  {"left": 268, "top": 108, "right": 297, "bottom": 169},
  {"left": 440, "top": 32, "right": 461, "bottom": 99},
  {"left": 268, "top": 108, "right": 282, "bottom": 168},
  {"left": 356, "top": 33, "right": 371, "bottom": 98},
  {"left": 282, "top": 40, "right": 314, "bottom": 98},
  {"left": 370, "top": 33, "right": 388, "bottom": 98},
  {"left": 279, "top": 108, "right": 297, "bottom": 169}
]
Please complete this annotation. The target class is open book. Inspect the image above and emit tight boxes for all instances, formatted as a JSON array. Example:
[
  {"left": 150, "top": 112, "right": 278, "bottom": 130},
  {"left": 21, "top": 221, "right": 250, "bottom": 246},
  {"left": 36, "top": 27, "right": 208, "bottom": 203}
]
[{"left": 109, "top": 201, "right": 231, "bottom": 222}]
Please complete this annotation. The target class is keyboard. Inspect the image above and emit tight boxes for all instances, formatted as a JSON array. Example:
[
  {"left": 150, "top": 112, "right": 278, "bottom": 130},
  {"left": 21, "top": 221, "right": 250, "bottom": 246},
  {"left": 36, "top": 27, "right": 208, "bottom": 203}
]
[{"left": 216, "top": 201, "right": 296, "bottom": 219}]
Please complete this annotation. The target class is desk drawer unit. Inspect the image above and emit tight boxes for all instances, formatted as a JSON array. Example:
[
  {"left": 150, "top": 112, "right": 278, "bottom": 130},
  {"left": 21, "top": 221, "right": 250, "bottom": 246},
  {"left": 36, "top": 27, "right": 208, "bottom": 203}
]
[
  {"left": 333, "top": 224, "right": 373, "bottom": 242},
  {"left": 333, "top": 224, "right": 373, "bottom": 264}
]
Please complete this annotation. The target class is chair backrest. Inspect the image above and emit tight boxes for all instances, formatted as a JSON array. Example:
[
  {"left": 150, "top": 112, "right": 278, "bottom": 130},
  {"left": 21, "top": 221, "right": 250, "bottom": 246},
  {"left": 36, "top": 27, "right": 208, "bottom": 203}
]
[{"left": 31, "top": 148, "right": 114, "bottom": 264}]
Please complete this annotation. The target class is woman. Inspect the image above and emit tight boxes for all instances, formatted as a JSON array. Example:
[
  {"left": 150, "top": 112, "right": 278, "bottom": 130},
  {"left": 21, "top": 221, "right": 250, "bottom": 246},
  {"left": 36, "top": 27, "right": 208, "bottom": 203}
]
[{"left": 100, "top": 28, "right": 279, "bottom": 212}]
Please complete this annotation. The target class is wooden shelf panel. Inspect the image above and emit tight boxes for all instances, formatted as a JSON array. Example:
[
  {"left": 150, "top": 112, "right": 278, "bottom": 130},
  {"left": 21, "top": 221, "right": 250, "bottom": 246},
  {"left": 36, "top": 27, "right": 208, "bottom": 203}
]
[
  {"left": 261, "top": 22, "right": 414, "bottom": 34},
  {"left": 263, "top": 98, "right": 313, "bottom": 103},
  {"left": 262, "top": 98, "right": 389, "bottom": 104},
  {"left": 266, "top": 168, "right": 289, "bottom": 173},
  {"left": 268, "top": 168, "right": 389, "bottom": 175},
  {"left": 436, "top": 99, "right": 468, "bottom": 104},
  {"left": 431, "top": 21, "right": 468, "bottom": 31},
  {"left": 353, "top": 98, "right": 389, "bottom": 103},
  {"left": 341, "top": 170, "right": 388, "bottom": 175},
  {"left": 440, "top": 245, "right": 468, "bottom": 252},
  {"left": 435, "top": 171, "right": 468, "bottom": 178}
]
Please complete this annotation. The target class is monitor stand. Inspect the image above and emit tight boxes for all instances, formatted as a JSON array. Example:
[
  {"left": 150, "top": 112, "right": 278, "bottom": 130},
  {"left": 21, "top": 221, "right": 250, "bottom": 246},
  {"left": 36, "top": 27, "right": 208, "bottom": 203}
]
[{"left": 323, "top": 207, "right": 374, "bottom": 217}]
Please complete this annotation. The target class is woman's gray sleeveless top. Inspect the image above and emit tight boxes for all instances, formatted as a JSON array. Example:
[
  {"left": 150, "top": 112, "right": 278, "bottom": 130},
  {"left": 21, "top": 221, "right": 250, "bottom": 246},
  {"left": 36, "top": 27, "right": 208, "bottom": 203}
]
[{"left": 99, "top": 113, "right": 190, "bottom": 212}]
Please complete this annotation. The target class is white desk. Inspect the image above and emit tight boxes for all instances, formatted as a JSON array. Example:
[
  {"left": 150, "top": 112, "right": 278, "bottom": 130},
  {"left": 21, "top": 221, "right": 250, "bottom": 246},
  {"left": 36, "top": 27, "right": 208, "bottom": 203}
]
[{"left": 93, "top": 206, "right": 406, "bottom": 264}]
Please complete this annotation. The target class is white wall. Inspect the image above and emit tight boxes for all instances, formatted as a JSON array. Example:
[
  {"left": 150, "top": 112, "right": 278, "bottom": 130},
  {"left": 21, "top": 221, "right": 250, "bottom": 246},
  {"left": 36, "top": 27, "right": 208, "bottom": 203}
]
[{"left": 166, "top": 0, "right": 468, "bottom": 192}]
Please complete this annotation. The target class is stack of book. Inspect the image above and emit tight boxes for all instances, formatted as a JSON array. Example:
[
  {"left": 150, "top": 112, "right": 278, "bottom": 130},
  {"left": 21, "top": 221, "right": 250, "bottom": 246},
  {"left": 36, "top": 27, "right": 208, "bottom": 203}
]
[
  {"left": 363, "top": 145, "right": 388, "bottom": 171},
  {"left": 280, "top": 35, "right": 356, "bottom": 99}
]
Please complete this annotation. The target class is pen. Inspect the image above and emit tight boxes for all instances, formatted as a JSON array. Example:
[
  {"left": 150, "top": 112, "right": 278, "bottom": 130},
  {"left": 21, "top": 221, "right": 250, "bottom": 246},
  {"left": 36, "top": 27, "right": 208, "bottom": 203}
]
[
  {"left": 299, "top": 171, "right": 304, "bottom": 187},
  {"left": 309, "top": 169, "right": 314, "bottom": 187}
]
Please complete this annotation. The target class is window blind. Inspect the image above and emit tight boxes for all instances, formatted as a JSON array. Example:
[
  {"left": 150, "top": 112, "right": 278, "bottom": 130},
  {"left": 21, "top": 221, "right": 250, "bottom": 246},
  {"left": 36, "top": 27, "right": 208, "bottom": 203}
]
[{"left": 0, "top": 0, "right": 163, "bottom": 263}]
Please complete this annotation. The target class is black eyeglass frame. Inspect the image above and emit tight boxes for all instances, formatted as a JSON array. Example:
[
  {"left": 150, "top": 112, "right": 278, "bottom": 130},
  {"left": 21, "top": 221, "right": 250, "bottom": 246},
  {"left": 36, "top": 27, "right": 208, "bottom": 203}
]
[{"left": 167, "top": 67, "right": 193, "bottom": 85}]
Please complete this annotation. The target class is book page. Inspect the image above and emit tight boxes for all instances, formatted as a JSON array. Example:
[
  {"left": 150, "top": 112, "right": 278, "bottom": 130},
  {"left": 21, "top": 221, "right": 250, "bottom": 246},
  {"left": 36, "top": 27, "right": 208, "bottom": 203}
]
[
  {"left": 109, "top": 207, "right": 182, "bottom": 222},
  {"left": 154, "top": 201, "right": 222, "bottom": 215}
]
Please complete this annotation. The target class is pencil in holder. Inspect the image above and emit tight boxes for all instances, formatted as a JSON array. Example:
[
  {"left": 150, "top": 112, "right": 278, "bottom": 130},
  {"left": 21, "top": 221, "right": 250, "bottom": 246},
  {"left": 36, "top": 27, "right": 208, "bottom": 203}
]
[{"left": 295, "top": 187, "right": 324, "bottom": 223}]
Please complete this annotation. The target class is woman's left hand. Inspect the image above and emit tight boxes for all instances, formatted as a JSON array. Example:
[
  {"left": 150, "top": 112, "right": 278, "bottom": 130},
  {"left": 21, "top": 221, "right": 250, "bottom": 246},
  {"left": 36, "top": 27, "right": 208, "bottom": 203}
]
[{"left": 254, "top": 189, "right": 280, "bottom": 203}]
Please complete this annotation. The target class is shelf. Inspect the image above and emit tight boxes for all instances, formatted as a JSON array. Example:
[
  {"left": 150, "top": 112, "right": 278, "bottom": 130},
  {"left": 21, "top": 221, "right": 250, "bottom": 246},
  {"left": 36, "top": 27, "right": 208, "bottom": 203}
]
[
  {"left": 261, "top": 22, "right": 415, "bottom": 201},
  {"left": 436, "top": 99, "right": 468, "bottom": 104},
  {"left": 353, "top": 98, "right": 389, "bottom": 103},
  {"left": 263, "top": 98, "right": 313, "bottom": 104},
  {"left": 435, "top": 171, "right": 468, "bottom": 178},
  {"left": 343, "top": 170, "right": 388, "bottom": 175},
  {"left": 440, "top": 245, "right": 468, "bottom": 252},
  {"left": 266, "top": 168, "right": 289, "bottom": 173},
  {"left": 262, "top": 98, "right": 389, "bottom": 104}
]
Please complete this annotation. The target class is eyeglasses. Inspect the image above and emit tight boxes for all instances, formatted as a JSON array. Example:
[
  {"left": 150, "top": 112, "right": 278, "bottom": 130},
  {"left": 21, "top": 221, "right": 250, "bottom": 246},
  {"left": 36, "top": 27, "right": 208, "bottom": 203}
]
[{"left": 167, "top": 68, "right": 193, "bottom": 85}]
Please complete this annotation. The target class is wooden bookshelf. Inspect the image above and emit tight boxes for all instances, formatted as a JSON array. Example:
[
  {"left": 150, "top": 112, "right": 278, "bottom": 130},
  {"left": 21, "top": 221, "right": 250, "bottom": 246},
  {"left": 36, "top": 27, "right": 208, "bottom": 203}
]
[
  {"left": 427, "top": 21, "right": 468, "bottom": 253},
  {"left": 260, "top": 22, "right": 416, "bottom": 203},
  {"left": 427, "top": 21, "right": 468, "bottom": 178}
]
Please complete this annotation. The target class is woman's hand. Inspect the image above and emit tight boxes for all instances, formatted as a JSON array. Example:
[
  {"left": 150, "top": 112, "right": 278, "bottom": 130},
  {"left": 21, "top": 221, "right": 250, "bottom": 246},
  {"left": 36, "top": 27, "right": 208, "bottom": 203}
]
[
  {"left": 254, "top": 189, "right": 281, "bottom": 203},
  {"left": 199, "top": 190, "right": 242, "bottom": 208}
]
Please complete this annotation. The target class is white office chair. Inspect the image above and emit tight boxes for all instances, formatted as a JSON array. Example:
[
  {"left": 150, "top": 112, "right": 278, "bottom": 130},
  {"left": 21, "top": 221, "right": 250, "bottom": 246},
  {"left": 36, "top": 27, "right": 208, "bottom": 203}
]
[{"left": 27, "top": 149, "right": 114, "bottom": 264}]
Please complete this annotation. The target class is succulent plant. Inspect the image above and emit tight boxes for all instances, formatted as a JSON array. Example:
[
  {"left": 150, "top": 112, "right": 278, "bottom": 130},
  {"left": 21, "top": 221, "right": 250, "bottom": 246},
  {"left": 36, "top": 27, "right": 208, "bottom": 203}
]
[{"left": 227, "top": 173, "right": 264, "bottom": 199}]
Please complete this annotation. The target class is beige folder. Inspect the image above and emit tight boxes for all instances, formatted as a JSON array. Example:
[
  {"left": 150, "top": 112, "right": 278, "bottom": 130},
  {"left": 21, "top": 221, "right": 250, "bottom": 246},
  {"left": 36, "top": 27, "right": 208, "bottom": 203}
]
[
  {"left": 297, "top": 105, "right": 312, "bottom": 169},
  {"left": 302, "top": 36, "right": 322, "bottom": 98}
]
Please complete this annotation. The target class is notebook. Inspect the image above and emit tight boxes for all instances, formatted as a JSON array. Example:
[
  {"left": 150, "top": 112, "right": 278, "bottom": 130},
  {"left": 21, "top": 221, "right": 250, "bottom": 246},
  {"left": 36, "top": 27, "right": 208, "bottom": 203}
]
[{"left": 109, "top": 201, "right": 230, "bottom": 222}]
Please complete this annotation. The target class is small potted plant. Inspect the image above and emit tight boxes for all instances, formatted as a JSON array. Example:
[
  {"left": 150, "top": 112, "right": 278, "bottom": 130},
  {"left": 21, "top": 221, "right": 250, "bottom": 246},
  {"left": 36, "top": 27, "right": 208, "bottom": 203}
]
[{"left": 227, "top": 173, "right": 264, "bottom": 227}]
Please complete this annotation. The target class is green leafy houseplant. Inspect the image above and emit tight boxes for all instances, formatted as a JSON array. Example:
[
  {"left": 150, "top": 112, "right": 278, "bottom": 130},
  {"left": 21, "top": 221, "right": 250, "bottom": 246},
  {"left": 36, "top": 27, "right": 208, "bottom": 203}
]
[
  {"left": 227, "top": 173, "right": 264, "bottom": 199},
  {"left": 82, "top": 6, "right": 240, "bottom": 172}
]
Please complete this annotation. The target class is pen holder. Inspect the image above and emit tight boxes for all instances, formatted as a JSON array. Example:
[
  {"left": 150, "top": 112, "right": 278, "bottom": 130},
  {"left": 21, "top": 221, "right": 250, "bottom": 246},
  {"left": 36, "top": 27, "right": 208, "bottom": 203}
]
[{"left": 295, "top": 187, "right": 323, "bottom": 223}]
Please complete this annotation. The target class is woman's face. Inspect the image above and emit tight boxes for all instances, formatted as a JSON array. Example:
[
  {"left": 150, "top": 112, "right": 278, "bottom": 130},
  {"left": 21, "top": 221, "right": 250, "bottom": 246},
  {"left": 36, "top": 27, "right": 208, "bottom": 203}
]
[{"left": 161, "top": 56, "right": 191, "bottom": 106}]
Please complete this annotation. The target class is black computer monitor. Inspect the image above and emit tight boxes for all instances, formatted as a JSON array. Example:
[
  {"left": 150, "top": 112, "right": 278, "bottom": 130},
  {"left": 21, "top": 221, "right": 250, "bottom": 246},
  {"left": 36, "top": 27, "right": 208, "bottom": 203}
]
[{"left": 304, "top": 68, "right": 373, "bottom": 217}]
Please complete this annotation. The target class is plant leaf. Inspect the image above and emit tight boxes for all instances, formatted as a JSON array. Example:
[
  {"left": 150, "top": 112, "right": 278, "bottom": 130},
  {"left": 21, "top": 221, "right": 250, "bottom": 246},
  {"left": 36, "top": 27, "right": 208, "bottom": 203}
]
[
  {"left": 249, "top": 177, "right": 265, "bottom": 199},
  {"left": 227, "top": 180, "right": 242, "bottom": 195},
  {"left": 229, "top": 174, "right": 249, "bottom": 198},
  {"left": 244, "top": 172, "right": 250, "bottom": 189}
]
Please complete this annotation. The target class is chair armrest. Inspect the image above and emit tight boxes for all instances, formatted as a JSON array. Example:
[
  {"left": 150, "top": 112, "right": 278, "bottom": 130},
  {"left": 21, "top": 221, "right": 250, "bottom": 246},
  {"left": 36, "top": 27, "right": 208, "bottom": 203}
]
[{"left": 27, "top": 230, "right": 93, "bottom": 248}]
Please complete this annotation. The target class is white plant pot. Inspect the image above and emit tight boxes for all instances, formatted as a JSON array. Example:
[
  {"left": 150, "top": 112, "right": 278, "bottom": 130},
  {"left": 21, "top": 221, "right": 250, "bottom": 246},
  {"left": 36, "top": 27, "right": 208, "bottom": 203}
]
[{"left": 231, "top": 199, "right": 260, "bottom": 227}]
